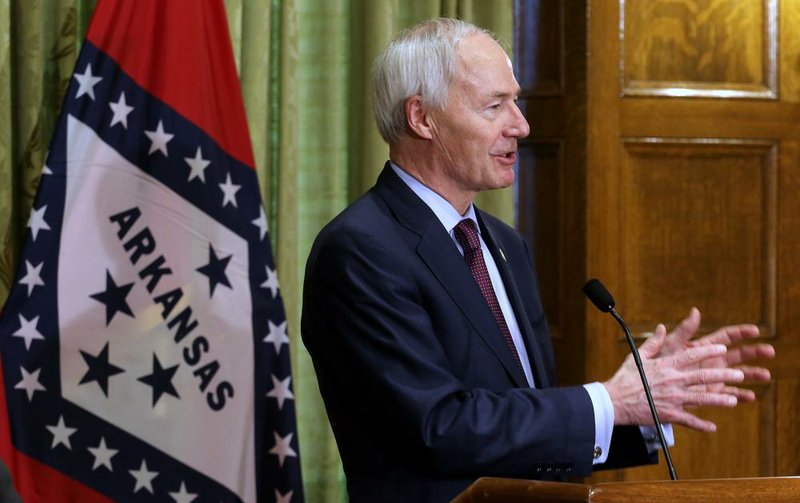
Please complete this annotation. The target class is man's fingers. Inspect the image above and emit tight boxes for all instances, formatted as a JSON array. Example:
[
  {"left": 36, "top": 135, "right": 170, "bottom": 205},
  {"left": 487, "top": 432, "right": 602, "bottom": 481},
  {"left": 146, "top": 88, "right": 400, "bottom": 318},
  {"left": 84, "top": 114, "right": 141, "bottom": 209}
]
[
  {"left": 669, "top": 343, "right": 728, "bottom": 368},
  {"left": 726, "top": 344, "right": 776, "bottom": 366},
  {"left": 725, "top": 386, "right": 757, "bottom": 402},
  {"left": 735, "top": 364, "right": 772, "bottom": 382},
  {"left": 678, "top": 390, "right": 740, "bottom": 408},
  {"left": 661, "top": 409, "right": 717, "bottom": 433},
  {"left": 667, "top": 307, "right": 701, "bottom": 345},
  {"left": 693, "top": 324, "right": 761, "bottom": 347},
  {"left": 639, "top": 323, "right": 667, "bottom": 358},
  {"left": 685, "top": 385, "right": 758, "bottom": 403},
  {"left": 682, "top": 368, "right": 745, "bottom": 386}
]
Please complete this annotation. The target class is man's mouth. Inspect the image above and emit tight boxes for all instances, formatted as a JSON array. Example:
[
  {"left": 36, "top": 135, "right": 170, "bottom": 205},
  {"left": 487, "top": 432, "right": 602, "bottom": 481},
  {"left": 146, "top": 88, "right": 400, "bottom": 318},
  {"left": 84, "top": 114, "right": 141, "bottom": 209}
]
[{"left": 493, "top": 150, "right": 517, "bottom": 164}]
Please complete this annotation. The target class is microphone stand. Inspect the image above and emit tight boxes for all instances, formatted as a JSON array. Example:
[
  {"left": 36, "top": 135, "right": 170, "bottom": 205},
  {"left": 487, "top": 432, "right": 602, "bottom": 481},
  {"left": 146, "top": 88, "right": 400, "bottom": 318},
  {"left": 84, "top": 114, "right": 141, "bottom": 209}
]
[{"left": 609, "top": 307, "right": 678, "bottom": 481}]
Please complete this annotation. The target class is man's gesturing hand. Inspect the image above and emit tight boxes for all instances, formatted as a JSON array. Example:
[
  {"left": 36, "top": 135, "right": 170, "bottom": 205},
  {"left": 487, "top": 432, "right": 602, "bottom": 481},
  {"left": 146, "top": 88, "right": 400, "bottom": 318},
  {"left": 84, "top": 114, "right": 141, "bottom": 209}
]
[
  {"left": 657, "top": 308, "right": 774, "bottom": 403},
  {"left": 603, "top": 309, "right": 774, "bottom": 433}
]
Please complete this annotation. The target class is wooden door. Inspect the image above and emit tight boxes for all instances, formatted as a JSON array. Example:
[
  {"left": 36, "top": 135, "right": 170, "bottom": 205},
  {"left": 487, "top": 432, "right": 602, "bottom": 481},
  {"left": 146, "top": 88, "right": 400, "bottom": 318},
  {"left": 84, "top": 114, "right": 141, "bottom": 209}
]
[{"left": 516, "top": 0, "right": 800, "bottom": 480}]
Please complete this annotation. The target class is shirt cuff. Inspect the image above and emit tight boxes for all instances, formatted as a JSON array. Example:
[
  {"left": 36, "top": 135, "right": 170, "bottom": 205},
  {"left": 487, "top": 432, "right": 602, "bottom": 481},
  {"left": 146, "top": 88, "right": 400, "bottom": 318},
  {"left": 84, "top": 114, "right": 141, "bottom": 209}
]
[
  {"left": 639, "top": 423, "right": 675, "bottom": 453},
  {"left": 583, "top": 382, "right": 613, "bottom": 465}
]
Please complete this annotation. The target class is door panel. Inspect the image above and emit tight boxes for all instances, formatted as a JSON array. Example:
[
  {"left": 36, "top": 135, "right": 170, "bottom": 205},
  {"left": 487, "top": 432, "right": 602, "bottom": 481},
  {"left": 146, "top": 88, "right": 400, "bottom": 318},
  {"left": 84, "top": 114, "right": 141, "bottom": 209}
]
[{"left": 516, "top": 0, "right": 799, "bottom": 480}]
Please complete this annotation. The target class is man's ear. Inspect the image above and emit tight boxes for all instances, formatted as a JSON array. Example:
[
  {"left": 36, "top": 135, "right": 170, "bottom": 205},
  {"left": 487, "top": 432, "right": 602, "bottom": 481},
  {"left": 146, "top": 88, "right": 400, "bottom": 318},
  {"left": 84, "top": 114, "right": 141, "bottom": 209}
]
[{"left": 404, "top": 95, "right": 433, "bottom": 140}]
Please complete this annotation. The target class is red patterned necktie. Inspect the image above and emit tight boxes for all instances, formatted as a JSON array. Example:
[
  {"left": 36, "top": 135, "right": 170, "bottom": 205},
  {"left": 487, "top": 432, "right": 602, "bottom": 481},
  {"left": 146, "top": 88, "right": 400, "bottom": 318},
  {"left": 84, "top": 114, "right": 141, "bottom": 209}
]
[{"left": 454, "top": 218, "right": 525, "bottom": 376}]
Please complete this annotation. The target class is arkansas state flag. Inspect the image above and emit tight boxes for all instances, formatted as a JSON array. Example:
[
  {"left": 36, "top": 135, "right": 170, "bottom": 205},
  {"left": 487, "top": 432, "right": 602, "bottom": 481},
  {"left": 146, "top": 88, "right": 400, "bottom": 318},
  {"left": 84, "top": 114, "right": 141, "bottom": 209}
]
[{"left": 0, "top": 1, "right": 303, "bottom": 501}]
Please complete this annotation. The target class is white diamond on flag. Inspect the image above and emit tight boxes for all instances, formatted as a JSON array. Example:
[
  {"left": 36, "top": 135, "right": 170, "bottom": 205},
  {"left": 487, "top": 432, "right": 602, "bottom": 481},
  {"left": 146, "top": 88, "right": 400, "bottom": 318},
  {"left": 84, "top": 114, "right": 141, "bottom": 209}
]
[{"left": 59, "top": 115, "right": 256, "bottom": 499}]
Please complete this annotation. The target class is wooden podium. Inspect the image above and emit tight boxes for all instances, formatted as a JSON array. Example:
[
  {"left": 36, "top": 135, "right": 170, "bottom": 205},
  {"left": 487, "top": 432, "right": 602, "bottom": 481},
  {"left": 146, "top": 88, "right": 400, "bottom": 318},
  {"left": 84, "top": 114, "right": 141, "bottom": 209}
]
[{"left": 452, "top": 476, "right": 800, "bottom": 502}]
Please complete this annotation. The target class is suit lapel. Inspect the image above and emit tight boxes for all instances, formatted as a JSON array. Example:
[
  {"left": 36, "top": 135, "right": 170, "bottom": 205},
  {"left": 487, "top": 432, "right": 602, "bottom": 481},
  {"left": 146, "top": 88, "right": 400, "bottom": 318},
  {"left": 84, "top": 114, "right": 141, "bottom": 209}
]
[
  {"left": 416, "top": 230, "right": 529, "bottom": 387},
  {"left": 476, "top": 212, "right": 551, "bottom": 388},
  {"left": 373, "top": 165, "right": 528, "bottom": 387}
]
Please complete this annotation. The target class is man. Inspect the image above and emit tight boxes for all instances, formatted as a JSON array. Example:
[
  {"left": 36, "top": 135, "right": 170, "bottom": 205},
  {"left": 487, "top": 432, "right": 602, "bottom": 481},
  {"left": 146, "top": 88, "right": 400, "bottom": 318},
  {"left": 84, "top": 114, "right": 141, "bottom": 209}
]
[{"left": 301, "top": 18, "right": 775, "bottom": 503}]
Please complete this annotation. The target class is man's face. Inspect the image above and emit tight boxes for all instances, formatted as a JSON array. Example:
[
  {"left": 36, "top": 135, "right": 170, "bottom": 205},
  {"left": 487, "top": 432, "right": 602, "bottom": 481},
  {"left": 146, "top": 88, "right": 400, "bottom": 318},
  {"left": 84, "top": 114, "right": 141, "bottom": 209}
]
[
  {"left": 428, "top": 33, "right": 530, "bottom": 199},
  {"left": 430, "top": 34, "right": 530, "bottom": 199}
]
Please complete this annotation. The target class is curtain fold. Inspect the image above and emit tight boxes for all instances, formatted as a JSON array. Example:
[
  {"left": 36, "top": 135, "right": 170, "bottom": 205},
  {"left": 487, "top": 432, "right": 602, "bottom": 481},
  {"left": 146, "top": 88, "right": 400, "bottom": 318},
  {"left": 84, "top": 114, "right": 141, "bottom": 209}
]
[
  {"left": 0, "top": 1, "right": 513, "bottom": 500},
  {"left": 1, "top": 1, "right": 88, "bottom": 302}
]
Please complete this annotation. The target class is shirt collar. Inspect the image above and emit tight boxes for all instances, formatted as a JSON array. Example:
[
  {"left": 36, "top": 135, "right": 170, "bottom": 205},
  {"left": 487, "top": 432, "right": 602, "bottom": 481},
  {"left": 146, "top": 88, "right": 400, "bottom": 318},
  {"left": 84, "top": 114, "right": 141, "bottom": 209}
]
[{"left": 390, "top": 162, "right": 479, "bottom": 235}]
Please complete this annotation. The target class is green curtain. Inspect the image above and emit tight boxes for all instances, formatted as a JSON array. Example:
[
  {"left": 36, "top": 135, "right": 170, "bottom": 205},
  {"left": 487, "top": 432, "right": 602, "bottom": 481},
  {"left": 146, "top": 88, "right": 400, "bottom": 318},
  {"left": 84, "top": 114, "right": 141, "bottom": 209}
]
[{"left": 0, "top": 1, "right": 513, "bottom": 501}]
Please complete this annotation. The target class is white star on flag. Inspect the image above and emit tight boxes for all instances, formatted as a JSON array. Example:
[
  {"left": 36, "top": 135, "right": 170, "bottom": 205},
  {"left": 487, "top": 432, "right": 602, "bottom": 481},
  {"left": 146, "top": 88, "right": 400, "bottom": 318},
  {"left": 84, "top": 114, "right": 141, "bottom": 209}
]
[
  {"left": 144, "top": 120, "right": 174, "bottom": 156},
  {"left": 252, "top": 206, "right": 269, "bottom": 241},
  {"left": 263, "top": 320, "right": 289, "bottom": 354},
  {"left": 267, "top": 375, "right": 294, "bottom": 410},
  {"left": 42, "top": 163, "right": 53, "bottom": 175},
  {"left": 27, "top": 205, "right": 51, "bottom": 241},
  {"left": 184, "top": 146, "right": 211, "bottom": 183},
  {"left": 46, "top": 415, "right": 77, "bottom": 450},
  {"left": 269, "top": 432, "right": 297, "bottom": 468},
  {"left": 18, "top": 260, "right": 45, "bottom": 296},
  {"left": 275, "top": 489, "right": 294, "bottom": 503},
  {"left": 88, "top": 437, "right": 119, "bottom": 471},
  {"left": 109, "top": 91, "right": 134, "bottom": 129},
  {"left": 73, "top": 63, "right": 103, "bottom": 100},
  {"left": 14, "top": 366, "right": 46, "bottom": 401},
  {"left": 169, "top": 481, "right": 198, "bottom": 503},
  {"left": 129, "top": 460, "right": 159, "bottom": 494},
  {"left": 218, "top": 172, "right": 241, "bottom": 208},
  {"left": 261, "top": 265, "right": 280, "bottom": 298},
  {"left": 12, "top": 314, "right": 45, "bottom": 350}
]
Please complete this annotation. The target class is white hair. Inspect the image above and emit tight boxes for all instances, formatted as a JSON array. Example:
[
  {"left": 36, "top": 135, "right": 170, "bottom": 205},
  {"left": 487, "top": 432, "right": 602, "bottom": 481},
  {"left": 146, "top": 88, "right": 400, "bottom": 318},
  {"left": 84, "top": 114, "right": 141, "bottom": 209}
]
[{"left": 371, "top": 18, "right": 496, "bottom": 144}]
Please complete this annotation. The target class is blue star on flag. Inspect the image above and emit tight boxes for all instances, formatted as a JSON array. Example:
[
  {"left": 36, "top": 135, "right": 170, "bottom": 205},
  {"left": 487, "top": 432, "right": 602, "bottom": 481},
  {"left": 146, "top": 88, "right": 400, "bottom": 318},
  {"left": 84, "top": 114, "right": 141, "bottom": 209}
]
[
  {"left": 138, "top": 353, "right": 180, "bottom": 406},
  {"left": 79, "top": 342, "right": 125, "bottom": 397},
  {"left": 90, "top": 270, "right": 135, "bottom": 325},
  {"left": 196, "top": 244, "right": 232, "bottom": 298}
]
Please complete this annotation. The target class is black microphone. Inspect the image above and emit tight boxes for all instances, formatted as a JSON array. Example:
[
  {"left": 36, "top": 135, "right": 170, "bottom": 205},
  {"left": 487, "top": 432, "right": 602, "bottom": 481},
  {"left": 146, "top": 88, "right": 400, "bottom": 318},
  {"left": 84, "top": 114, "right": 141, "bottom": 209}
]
[{"left": 582, "top": 278, "right": 678, "bottom": 481}]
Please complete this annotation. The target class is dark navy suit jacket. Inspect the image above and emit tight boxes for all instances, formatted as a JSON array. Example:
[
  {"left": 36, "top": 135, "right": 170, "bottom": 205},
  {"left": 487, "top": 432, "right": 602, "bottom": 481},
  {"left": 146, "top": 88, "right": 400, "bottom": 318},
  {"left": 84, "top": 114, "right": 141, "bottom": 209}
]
[{"left": 301, "top": 165, "right": 654, "bottom": 502}]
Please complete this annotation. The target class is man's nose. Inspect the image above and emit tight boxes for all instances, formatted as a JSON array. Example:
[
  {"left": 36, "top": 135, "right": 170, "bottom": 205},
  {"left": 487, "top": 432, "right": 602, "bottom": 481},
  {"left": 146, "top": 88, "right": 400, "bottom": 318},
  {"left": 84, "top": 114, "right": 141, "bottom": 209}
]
[{"left": 507, "top": 103, "right": 530, "bottom": 139}]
